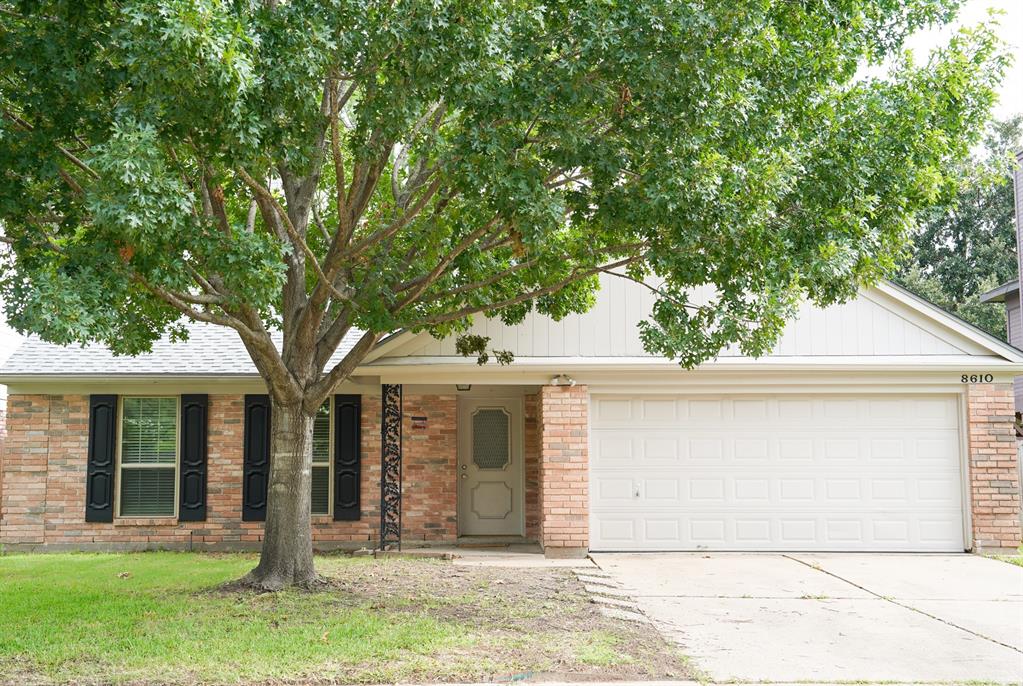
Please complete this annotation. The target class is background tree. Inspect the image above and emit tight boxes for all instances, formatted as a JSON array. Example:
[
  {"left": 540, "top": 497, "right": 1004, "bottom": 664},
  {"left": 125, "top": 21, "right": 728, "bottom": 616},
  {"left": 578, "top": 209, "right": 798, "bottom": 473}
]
[
  {"left": 0, "top": 0, "right": 1008, "bottom": 589},
  {"left": 896, "top": 115, "right": 1022, "bottom": 338}
]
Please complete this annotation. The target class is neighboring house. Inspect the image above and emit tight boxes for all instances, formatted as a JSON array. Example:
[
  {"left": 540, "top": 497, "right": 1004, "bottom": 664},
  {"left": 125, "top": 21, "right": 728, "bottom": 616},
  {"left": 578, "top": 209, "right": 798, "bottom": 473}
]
[
  {"left": 0, "top": 275, "right": 1021, "bottom": 555},
  {"left": 979, "top": 150, "right": 1023, "bottom": 413},
  {"left": 979, "top": 278, "right": 1023, "bottom": 412}
]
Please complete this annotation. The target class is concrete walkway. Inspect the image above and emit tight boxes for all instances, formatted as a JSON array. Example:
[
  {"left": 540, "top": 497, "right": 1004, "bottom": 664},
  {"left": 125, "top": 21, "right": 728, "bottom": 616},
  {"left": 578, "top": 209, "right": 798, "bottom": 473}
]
[
  {"left": 377, "top": 542, "right": 596, "bottom": 567},
  {"left": 592, "top": 552, "right": 1023, "bottom": 684}
]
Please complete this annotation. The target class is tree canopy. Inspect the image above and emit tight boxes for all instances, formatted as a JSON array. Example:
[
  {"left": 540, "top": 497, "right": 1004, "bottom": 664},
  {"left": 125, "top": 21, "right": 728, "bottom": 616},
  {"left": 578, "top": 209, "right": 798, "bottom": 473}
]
[
  {"left": 0, "top": 0, "right": 1009, "bottom": 395},
  {"left": 0, "top": 0, "right": 1012, "bottom": 589},
  {"left": 897, "top": 115, "right": 1022, "bottom": 338}
]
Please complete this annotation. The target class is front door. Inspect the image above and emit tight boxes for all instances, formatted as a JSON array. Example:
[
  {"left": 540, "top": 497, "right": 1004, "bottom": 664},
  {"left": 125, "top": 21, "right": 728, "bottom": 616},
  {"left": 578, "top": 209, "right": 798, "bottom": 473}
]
[{"left": 457, "top": 397, "right": 524, "bottom": 536}]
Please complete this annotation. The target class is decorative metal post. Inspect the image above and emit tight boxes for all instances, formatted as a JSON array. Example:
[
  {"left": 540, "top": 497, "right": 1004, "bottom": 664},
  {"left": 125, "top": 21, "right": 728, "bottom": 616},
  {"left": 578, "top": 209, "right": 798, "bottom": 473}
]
[{"left": 379, "top": 384, "right": 403, "bottom": 550}]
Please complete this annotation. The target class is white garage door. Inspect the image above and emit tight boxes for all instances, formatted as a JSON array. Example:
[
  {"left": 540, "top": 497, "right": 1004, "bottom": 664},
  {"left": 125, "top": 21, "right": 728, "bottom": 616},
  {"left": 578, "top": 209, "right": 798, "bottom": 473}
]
[{"left": 589, "top": 394, "right": 966, "bottom": 552}]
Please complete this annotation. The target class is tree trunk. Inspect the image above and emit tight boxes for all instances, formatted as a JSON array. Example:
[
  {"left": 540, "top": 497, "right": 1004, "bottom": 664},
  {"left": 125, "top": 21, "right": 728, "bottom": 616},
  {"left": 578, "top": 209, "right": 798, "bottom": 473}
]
[{"left": 243, "top": 399, "right": 319, "bottom": 590}]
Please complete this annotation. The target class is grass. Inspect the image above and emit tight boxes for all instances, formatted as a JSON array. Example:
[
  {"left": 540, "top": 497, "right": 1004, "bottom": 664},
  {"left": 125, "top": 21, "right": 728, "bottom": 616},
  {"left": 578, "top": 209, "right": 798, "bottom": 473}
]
[
  {"left": 986, "top": 545, "right": 1023, "bottom": 568},
  {"left": 575, "top": 631, "right": 633, "bottom": 666},
  {"left": 0, "top": 552, "right": 688, "bottom": 685},
  {"left": 0, "top": 553, "right": 461, "bottom": 684}
]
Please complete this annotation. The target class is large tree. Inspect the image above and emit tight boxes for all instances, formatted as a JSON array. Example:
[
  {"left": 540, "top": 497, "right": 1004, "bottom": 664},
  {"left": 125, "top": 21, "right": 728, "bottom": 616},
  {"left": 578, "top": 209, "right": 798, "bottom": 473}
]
[
  {"left": 897, "top": 115, "right": 1022, "bottom": 338},
  {"left": 0, "top": 0, "right": 1007, "bottom": 589}
]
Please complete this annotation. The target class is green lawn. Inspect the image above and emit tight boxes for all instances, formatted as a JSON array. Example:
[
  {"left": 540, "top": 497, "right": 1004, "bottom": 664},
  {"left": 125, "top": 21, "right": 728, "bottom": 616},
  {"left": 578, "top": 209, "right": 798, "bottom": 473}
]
[{"left": 0, "top": 552, "right": 687, "bottom": 684}]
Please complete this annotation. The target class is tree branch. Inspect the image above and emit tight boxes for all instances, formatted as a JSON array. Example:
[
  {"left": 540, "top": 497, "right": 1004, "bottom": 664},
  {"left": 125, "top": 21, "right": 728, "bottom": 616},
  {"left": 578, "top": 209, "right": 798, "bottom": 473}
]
[
  {"left": 306, "top": 330, "right": 382, "bottom": 408},
  {"left": 412, "top": 258, "right": 540, "bottom": 303},
  {"left": 594, "top": 266, "right": 703, "bottom": 312},
  {"left": 2, "top": 110, "right": 98, "bottom": 179},
  {"left": 136, "top": 276, "right": 244, "bottom": 330},
  {"left": 392, "top": 217, "right": 501, "bottom": 310},
  {"left": 345, "top": 176, "right": 444, "bottom": 260},
  {"left": 237, "top": 167, "right": 349, "bottom": 304},
  {"left": 412, "top": 256, "right": 644, "bottom": 328}
]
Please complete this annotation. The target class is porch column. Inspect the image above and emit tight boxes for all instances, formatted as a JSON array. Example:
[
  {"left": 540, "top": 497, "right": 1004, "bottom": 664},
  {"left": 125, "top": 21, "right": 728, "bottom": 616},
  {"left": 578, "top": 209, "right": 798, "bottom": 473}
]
[
  {"left": 538, "top": 383, "right": 589, "bottom": 557},
  {"left": 379, "top": 384, "right": 403, "bottom": 550},
  {"left": 966, "top": 383, "right": 1022, "bottom": 551}
]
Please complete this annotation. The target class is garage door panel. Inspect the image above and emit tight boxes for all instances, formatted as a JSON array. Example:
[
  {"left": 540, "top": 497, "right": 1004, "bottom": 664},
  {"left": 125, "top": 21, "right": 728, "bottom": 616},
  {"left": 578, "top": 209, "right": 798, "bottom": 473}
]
[
  {"left": 592, "top": 396, "right": 959, "bottom": 430},
  {"left": 590, "top": 394, "right": 965, "bottom": 552},
  {"left": 593, "top": 470, "right": 962, "bottom": 509},
  {"left": 592, "top": 430, "right": 960, "bottom": 467},
  {"left": 592, "top": 511, "right": 964, "bottom": 551}
]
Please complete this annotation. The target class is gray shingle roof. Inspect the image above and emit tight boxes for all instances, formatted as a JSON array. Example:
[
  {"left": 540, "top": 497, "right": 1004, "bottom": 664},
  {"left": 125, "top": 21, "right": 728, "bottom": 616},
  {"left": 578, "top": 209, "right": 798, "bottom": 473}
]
[{"left": 0, "top": 323, "right": 367, "bottom": 377}]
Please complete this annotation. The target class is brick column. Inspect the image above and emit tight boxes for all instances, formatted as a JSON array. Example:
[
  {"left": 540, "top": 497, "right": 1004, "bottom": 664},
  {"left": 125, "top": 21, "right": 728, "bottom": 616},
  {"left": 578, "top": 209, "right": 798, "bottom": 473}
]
[
  {"left": 966, "top": 383, "right": 1022, "bottom": 551},
  {"left": 538, "top": 384, "right": 588, "bottom": 557},
  {"left": 0, "top": 395, "right": 50, "bottom": 547}
]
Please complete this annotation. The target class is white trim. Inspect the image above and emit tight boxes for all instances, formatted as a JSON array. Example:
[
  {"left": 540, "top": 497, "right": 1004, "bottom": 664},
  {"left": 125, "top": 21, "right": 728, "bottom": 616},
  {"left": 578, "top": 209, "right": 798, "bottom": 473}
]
[
  {"left": 956, "top": 389, "right": 974, "bottom": 551},
  {"left": 366, "top": 280, "right": 1023, "bottom": 370},
  {"left": 365, "top": 353, "right": 1023, "bottom": 369},
  {"left": 2, "top": 379, "right": 381, "bottom": 396},
  {"left": 311, "top": 397, "right": 334, "bottom": 517},
  {"left": 363, "top": 366, "right": 1021, "bottom": 388},
  {"left": 874, "top": 281, "right": 1023, "bottom": 361},
  {"left": 361, "top": 330, "right": 417, "bottom": 363}
]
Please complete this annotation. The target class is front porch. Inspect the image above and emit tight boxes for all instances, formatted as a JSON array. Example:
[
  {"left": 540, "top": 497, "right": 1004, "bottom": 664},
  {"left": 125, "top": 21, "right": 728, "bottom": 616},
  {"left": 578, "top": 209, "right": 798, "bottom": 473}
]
[{"left": 378, "top": 383, "right": 589, "bottom": 558}]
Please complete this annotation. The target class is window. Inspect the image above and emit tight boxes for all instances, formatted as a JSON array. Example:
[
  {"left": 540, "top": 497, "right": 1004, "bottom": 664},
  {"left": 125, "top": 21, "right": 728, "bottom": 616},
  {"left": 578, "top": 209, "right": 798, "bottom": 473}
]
[
  {"left": 118, "top": 397, "right": 178, "bottom": 517},
  {"left": 311, "top": 399, "right": 331, "bottom": 515},
  {"left": 472, "top": 408, "right": 510, "bottom": 470}
]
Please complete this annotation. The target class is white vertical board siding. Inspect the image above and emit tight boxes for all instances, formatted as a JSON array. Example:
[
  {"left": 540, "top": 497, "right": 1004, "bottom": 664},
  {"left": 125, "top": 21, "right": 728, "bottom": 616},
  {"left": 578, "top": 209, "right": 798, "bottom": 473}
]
[
  {"left": 401, "top": 275, "right": 970, "bottom": 358},
  {"left": 589, "top": 393, "right": 966, "bottom": 552}
]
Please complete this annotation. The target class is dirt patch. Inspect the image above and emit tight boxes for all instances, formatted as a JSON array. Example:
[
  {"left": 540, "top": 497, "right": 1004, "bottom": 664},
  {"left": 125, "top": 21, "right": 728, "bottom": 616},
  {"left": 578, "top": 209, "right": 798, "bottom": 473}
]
[
  {"left": 1, "top": 554, "right": 690, "bottom": 685},
  {"left": 239, "top": 556, "right": 690, "bottom": 682}
]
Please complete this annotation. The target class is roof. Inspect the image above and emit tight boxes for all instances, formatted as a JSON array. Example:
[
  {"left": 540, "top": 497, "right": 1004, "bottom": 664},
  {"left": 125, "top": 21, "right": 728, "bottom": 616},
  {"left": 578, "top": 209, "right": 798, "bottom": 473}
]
[
  {"left": 368, "top": 277, "right": 1023, "bottom": 367},
  {"left": 876, "top": 279, "right": 1023, "bottom": 360},
  {"left": 0, "top": 324, "right": 366, "bottom": 377},
  {"left": 1, "top": 278, "right": 1021, "bottom": 381},
  {"left": 979, "top": 279, "right": 1019, "bottom": 304}
]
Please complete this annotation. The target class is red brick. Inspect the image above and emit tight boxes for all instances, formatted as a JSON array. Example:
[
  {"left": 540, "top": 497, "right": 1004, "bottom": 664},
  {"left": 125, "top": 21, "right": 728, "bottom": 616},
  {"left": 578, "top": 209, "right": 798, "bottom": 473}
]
[
  {"left": 0, "top": 393, "right": 457, "bottom": 550},
  {"left": 537, "top": 385, "right": 588, "bottom": 554},
  {"left": 967, "top": 384, "right": 1022, "bottom": 550}
]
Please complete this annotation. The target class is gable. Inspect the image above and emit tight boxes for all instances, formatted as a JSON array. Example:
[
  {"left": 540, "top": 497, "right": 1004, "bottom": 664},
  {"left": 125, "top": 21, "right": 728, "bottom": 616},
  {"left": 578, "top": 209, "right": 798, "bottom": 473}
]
[{"left": 379, "top": 273, "right": 1016, "bottom": 362}]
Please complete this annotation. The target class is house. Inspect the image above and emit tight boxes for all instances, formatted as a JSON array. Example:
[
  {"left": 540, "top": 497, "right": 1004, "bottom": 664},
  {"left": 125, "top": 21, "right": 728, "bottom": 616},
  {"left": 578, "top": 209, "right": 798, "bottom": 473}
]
[
  {"left": 0, "top": 275, "right": 1021, "bottom": 555},
  {"left": 978, "top": 150, "right": 1023, "bottom": 413},
  {"left": 979, "top": 278, "right": 1023, "bottom": 412}
]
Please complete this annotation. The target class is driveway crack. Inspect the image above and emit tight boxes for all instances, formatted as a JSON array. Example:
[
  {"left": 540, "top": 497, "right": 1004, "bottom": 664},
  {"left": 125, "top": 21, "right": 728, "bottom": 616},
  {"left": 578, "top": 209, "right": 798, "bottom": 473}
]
[{"left": 782, "top": 554, "right": 1022, "bottom": 655}]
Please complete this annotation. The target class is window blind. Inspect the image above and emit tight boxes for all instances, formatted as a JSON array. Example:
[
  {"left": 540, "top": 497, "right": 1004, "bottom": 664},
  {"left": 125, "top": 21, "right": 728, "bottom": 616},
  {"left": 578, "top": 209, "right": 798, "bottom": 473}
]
[
  {"left": 120, "top": 397, "right": 177, "bottom": 517},
  {"left": 311, "top": 400, "right": 330, "bottom": 514}
]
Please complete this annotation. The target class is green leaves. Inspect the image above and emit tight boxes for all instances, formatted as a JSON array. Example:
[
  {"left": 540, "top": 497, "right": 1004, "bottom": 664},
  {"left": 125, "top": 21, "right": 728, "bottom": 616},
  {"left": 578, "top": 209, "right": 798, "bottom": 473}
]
[
  {"left": 0, "top": 0, "right": 1008, "bottom": 375},
  {"left": 896, "top": 115, "right": 1022, "bottom": 339}
]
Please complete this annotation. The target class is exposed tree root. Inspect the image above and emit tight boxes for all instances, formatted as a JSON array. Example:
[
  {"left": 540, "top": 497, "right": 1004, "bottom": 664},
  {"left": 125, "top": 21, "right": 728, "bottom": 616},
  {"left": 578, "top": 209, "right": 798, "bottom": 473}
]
[{"left": 231, "top": 567, "right": 328, "bottom": 593}]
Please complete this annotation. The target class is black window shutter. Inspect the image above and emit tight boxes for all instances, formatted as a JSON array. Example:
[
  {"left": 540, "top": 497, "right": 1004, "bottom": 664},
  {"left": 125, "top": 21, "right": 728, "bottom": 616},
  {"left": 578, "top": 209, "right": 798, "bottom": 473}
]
[
  {"left": 178, "top": 394, "right": 208, "bottom": 521},
  {"left": 333, "top": 394, "right": 362, "bottom": 521},
  {"left": 243, "top": 394, "right": 271, "bottom": 521},
  {"left": 86, "top": 394, "right": 118, "bottom": 522}
]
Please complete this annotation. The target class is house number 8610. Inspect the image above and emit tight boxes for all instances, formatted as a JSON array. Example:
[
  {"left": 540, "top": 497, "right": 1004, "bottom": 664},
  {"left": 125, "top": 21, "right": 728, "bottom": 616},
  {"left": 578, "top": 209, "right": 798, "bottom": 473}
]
[{"left": 962, "top": 374, "right": 994, "bottom": 383}]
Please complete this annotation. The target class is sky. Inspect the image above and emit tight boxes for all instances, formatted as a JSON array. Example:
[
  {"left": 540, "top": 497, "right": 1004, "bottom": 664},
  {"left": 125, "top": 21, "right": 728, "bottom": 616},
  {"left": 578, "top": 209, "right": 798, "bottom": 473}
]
[
  {"left": 0, "top": 0, "right": 1021, "bottom": 374},
  {"left": 902, "top": 0, "right": 1023, "bottom": 120}
]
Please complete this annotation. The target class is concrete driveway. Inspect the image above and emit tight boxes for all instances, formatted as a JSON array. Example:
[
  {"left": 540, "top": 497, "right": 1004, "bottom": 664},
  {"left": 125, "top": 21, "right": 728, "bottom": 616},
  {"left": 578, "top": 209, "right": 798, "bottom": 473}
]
[{"left": 592, "top": 553, "right": 1023, "bottom": 684}]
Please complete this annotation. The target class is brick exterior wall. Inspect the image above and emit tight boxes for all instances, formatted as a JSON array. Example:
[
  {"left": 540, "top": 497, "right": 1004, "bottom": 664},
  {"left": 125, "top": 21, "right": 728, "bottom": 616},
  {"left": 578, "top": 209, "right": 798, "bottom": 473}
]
[
  {"left": 401, "top": 395, "right": 458, "bottom": 542},
  {"left": 524, "top": 393, "right": 540, "bottom": 540},
  {"left": 537, "top": 384, "right": 588, "bottom": 557},
  {"left": 0, "top": 395, "right": 48, "bottom": 545},
  {"left": 966, "top": 383, "right": 1022, "bottom": 550},
  {"left": 0, "top": 393, "right": 457, "bottom": 551},
  {"left": 10, "top": 384, "right": 1015, "bottom": 553}
]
